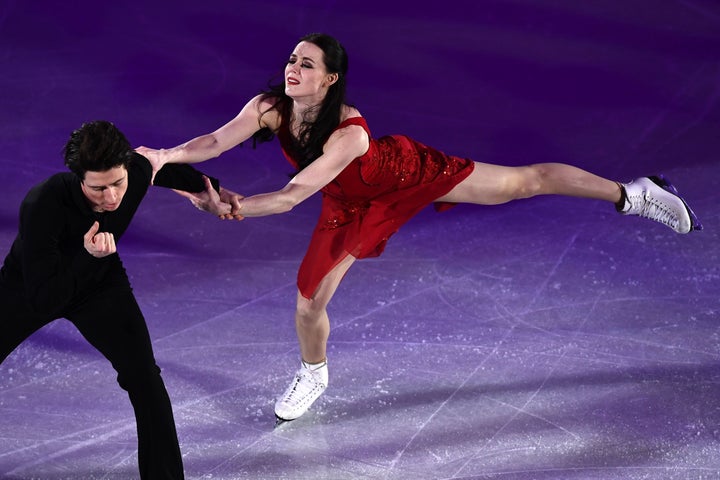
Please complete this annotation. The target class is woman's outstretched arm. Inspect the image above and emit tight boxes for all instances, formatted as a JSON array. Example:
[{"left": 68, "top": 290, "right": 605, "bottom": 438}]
[
  {"left": 231, "top": 122, "right": 369, "bottom": 218},
  {"left": 136, "top": 94, "right": 276, "bottom": 174}
]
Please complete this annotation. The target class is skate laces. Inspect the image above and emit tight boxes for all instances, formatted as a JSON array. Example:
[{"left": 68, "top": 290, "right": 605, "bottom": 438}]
[
  {"left": 279, "top": 363, "right": 327, "bottom": 409},
  {"left": 631, "top": 191, "right": 679, "bottom": 230},
  {"left": 621, "top": 176, "right": 696, "bottom": 234}
]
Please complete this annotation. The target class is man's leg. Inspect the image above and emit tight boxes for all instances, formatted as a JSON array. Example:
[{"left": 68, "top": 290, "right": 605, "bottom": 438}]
[
  {"left": 68, "top": 286, "right": 184, "bottom": 480},
  {"left": 0, "top": 285, "right": 53, "bottom": 364}
]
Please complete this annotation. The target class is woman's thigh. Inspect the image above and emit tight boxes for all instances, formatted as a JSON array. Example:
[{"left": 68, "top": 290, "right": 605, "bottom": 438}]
[
  {"left": 435, "top": 161, "right": 533, "bottom": 205},
  {"left": 298, "top": 254, "right": 357, "bottom": 312}
]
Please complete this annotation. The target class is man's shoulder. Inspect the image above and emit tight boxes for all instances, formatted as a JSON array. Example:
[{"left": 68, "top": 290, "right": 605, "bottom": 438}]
[
  {"left": 128, "top": 151, "right": 152, "bottom": 180},
  {"left": 25, "top": 172, "right": 74, "bottom": 200},
  {"left": 19, "top": 172, "right": 76, "bottom": 221}
]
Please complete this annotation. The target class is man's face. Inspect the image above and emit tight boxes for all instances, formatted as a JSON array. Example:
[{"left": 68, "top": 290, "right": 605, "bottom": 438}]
[{"left": 81, "top": 166, "right": 128, "bottom": 213}]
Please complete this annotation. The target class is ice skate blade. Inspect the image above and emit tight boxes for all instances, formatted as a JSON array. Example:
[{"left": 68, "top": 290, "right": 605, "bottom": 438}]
[
  {"left": 650, "top": 174, "right": 703, "bottom": 232},
  {"left": 274, "top": 415, "right": 293, "bottom": 428}
]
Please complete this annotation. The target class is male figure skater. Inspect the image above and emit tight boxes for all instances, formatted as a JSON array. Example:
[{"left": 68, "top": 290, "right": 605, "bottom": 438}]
[{"left": 0, "top": 120, "right": 229, "bottom": 479}]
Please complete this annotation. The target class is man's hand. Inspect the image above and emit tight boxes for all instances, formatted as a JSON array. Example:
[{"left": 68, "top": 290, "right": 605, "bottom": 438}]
[
  {"left": 84, "top": 221, "right": 117, "bottom": 258},
  {"left": 219, "top": 186, "right": 244, "bottom": 220},
  {"left": 173, "top": 176, "right": 243, "bottom": 219}
]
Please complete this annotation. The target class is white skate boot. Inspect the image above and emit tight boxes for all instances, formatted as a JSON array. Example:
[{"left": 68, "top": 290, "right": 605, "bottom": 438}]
[
  {"left": 618, "top": 175, "right": 701, "bottom": 234},
  {"left": 274, "top": 359, "right": 328, "bottom": 424}
]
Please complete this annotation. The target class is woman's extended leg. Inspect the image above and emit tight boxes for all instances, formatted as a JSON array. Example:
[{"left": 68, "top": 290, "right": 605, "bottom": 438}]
[
  {"left": 274, "top": 254, "right": 357, "bottom": 422},
  {"left": 436, "top": 162, "right": 621, "bottom": 205},
  {"left": 437, "top": 162, "right": 699, "bottom": 233}
]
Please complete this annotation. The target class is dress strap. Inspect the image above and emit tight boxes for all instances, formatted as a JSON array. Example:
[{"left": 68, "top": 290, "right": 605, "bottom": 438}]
[{"left": 336, "top": 116, "right": 370, "bottom": 136}]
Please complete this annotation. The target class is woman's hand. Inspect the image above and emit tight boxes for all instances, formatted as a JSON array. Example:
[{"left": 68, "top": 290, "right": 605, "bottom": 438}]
[
  {"left": 219, "top": 187, "right": 245, "bottom": 220},
  {"left": 173, "top": 176, "right": 243, "bottom": 220},
  {"left": 135, "top": 146, "right": 165, "bottom": 185}
]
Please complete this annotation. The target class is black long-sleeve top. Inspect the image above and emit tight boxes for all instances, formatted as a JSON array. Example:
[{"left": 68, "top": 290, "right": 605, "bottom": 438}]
[{"left": 0, "top": 153, "right": 218, "bottom": 316}]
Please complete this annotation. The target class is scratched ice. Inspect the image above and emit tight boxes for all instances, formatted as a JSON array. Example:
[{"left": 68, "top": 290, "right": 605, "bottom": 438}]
[{"left": 0, "top": 1, "right": 719, "bottom": 479}]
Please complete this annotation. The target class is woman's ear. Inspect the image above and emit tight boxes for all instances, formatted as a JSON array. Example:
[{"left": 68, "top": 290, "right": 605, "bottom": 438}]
[{"left": 324, "top": 73, "right": 339, "bottom": 87}]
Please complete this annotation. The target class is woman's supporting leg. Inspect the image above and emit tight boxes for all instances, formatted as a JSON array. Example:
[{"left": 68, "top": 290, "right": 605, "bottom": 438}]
[
  {"left": 275, "top": 254, "right": 357, "bottom": 422},
  {"left": 295, "top": 254, "right": 357, "bottom": 364}
]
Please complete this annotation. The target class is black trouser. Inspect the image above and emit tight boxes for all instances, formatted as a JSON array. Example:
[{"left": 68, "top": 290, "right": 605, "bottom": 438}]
[{"left": 0, "top": 283, "right": 184, "bottom": 479}]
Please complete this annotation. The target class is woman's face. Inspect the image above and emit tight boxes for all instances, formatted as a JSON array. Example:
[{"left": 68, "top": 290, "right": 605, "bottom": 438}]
[{"left": 285, "top": 41, "right": 338, "bottom": 103}]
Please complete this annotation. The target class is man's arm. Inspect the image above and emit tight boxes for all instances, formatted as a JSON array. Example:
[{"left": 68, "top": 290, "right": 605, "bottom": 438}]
[
  {"left": 132, "top": 152, "right": 232, "bottom": 217},
  {"left": 154, "top": 163, "right": 221, "bottom": 193},
  {"left": 133, "top": 152, "right": 221, "bottom": 193}
]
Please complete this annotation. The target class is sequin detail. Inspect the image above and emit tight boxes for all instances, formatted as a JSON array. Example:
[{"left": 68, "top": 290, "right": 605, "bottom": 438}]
[
  {"left": 278, "top": 116, "right": 474, "bottom": 298},
  {"left": 322, "top": 199, "right": 370, "bottom": 230}
]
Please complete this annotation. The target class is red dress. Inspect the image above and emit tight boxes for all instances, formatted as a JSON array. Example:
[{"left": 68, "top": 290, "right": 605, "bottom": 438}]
[{"left": 279, "top": 116, "right": 474, "bottom": 298}]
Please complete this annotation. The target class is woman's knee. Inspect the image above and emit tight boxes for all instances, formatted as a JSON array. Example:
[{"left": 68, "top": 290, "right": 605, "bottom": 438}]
[
  {"left": 512, "top": 164, "right": 551, "bottom": 199},
  {"left": 295, "top": 296, "right": 325, "bottom": 327}
]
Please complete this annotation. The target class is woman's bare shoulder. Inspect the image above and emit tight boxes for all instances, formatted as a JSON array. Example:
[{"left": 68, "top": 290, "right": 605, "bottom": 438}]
[
  {"left": 328, "top": 107, "right": 369, "bottom": 157},
  {"left": 340, "top": 104, "right": 362, "bottom": 122},
  {"left": 250, "top": 94, "right": 282, "bottom": 130}
]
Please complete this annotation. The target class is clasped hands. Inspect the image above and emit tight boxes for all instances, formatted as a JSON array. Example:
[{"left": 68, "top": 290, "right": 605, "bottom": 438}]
[
  {"left": 82, "top": 177, "right": 242, "bottom": 259},
  {"left": 135, "top": 146, "right": 244, "bottom": 221},
  {"left": 173, "top": 176, "right": 245, "bottom": 221}
]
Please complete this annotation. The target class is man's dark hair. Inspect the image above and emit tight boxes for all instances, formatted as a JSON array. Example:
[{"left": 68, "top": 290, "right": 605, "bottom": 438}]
[{"left": 63, "top": 120, "right": 133, "bottom": 179}]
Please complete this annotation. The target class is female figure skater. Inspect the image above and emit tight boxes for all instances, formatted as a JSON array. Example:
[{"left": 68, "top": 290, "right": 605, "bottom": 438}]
[{"left": 137, "top": 33, "right": 700, "bottom": 424}]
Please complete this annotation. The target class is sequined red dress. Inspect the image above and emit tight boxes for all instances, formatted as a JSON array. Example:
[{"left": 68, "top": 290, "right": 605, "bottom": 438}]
[{"left": 279, "top": 116, "right": 474, "bottom": 298}]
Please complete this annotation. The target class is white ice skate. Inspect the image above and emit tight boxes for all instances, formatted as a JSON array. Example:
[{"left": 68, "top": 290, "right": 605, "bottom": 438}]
[
  {"left": 618, "top": 175, "right": 701, "bottom": 234},
  {"left": 274, "top": 360, "right": 328, "bottom": 425}
]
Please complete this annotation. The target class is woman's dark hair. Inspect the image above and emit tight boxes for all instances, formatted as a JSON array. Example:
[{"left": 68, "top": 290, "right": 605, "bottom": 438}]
[
  {"left": 63, "top": 120, "right": 133, "bottom": 179},
  {"left": 253, "top": 32, "right": 349, "bottom": 170}
]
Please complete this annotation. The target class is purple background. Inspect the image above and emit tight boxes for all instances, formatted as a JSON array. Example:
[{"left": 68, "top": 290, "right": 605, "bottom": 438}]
[{"left": 1, "top": 1, "right": 719, "bottom": 478}]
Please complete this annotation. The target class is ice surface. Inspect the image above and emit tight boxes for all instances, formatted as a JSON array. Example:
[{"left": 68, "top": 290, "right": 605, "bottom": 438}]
[{"left": 1, "top": 1, "right": 718, "bottom": 478}]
